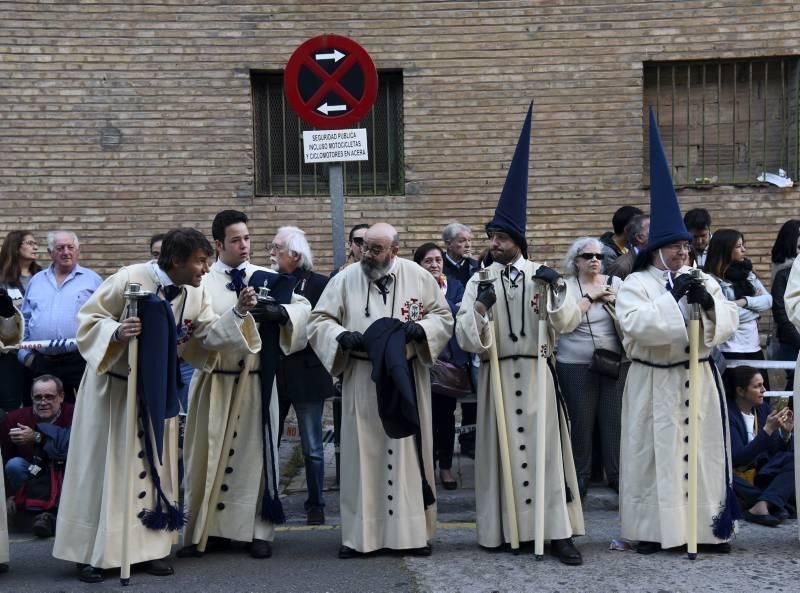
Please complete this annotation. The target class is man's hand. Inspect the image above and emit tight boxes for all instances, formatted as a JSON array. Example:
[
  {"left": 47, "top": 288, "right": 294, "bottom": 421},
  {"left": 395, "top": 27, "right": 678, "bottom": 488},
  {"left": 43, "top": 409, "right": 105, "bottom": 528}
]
[
  {"left": 402, "top": 320, "right": 426, "bottom": 343},
  {"left": 234, "top": 287, "right": 257, "bottom": 316},
  {"left": 0, "top": 288, "right": 15, "bottom": 318},
  {"left": 8, "top": 423, "right": 35, "bottom": 445},
  {"left": 687, "top": 281, "right": 714, "bottom": 310},
  {"left": 251, "top": 302, "right": 289, "bottom": 325},
  {"left": 669, "top": 274, "right": 695, "bottom": 302},
  {"left": 114, "top": 316, "right": 142, "bottom": 343},
  {"left": 336, "top": 331, "right": 365, "bottom": 352},
  {"left": 533, "top": 265, "right": 561, "bottom": 287},
  {"left": 475, "top": 282, "right": 496, "bottom": 315}
]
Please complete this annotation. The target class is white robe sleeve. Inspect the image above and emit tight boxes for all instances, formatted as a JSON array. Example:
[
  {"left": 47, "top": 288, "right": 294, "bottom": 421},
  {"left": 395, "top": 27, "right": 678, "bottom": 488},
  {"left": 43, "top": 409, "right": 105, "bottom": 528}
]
[
  {"left": 413, "top": 271, "right": 454, "bottom": 366},
  {"left": 784, "top": 257, "right": 800, "bottom": 331},
  {"left": 697, "top": 272, "right": 739, "bottom": 347},
  {"left": 455, "top": 275, "right": 492, "bottom": 355},
  {"left": 280, "top": 293, "right": 312, "bottom": 356},
  {"left": 75, "top": 268, "right": 130, "bottom": 374},
  {"left": 307, "top": 275, "right": 351, "bottom": 376},
  {"left": 546, "top": 279, "right": 581, "bottom": 335},
  {"left": 617, "top": 274, "right": 689, "bottom": 348}
]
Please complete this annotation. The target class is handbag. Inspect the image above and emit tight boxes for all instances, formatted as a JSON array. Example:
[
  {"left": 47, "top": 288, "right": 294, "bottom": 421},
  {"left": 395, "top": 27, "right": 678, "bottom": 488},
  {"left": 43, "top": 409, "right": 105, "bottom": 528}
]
[
  {"left": 430, "top": 359, "right": 473, "bottom": 399},
  {"left": 579, "top": 277, "right": 622, "bottom": 379}
]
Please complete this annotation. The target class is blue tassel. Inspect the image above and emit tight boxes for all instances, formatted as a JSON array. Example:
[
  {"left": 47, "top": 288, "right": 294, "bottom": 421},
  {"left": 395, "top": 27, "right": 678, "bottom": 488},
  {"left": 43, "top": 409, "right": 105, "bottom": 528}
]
[
  {"left": 140, "top": 507, "right": 169, "bottom": 531},
  {"left": 711, "top": 484, "right": 742, "bottom": 540},
  {"left": 140, "top": 499, "right": 187, "bottom": 532},
  {"left": 261, "top": 493, "right": 286, "bottom": 525}
]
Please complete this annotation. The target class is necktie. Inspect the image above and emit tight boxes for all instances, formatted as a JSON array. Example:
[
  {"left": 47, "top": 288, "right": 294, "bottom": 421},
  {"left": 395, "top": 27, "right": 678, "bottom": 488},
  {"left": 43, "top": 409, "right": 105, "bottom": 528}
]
[
  {"left": 226, "top": 268, "right": 247, "bottom": 296},
  {"left": 374, "top": 275, "right": 392, "bottom": 304},
  {"left": 163, "top": 285, "right": 181, "bottom": 302}
]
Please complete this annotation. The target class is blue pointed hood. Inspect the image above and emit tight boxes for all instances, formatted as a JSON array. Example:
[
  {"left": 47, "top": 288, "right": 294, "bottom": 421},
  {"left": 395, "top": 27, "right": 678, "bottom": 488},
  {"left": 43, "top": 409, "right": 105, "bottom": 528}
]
[
  {"left": 486, "top": 103, "right": 532, "bottom": 257},
  {"left": 646, "top": 107, "right": 692, "bottom": 252}
]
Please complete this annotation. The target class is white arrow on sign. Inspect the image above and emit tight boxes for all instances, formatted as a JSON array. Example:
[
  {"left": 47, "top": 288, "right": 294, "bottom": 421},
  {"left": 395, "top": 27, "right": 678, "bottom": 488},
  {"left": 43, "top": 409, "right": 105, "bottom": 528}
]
[
  {"left": 317, "top": 102, "right": 347, "bottom": 115},
  {"left": 315, "top": 49, "right": 345, "bottom": 63}
]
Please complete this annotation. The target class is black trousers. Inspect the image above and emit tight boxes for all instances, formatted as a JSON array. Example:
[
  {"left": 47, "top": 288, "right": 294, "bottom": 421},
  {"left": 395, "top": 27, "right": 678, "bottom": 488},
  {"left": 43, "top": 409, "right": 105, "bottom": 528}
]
[
  {"left": 0, "top": 352, "right": 32, "bottom": 411},
  {"left": 29, "top": 351, "right": 86, "bottom": 403},
  {"left": 431, "top": 393, "right": 457, "bottom": 470},
  {"left": 734, "top": 463, "right": 795, "bottom": 511}
]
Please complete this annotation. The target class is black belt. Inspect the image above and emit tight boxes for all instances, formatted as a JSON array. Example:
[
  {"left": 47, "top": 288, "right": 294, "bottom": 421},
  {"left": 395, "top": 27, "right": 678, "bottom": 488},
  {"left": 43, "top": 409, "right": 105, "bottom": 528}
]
[
  {"left": 107, "top": 371, "right": 128, "bottom": 381},
  {"left": 212, "top": 369, "right": 260, "bottom": 375},
  {"left": 632, "top": 357, "right": 710, "bottom": 369},
  {"left": 478, "top": 354, "right": 544, "bottom": 363},
  {"left": 350, "top": 353, "right": 418, "bottom": 363}
]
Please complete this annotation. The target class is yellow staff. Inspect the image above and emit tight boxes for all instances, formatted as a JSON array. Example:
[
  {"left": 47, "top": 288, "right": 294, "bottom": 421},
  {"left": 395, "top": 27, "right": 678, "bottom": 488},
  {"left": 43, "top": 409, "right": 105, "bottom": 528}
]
[
  {"left": 478, "top": 268, "right": 520, "bottom": 551},
  {"left": 533, "top": 279, "right": 549, "bottom": 560},
  {"left": 687, "top": 269, "right": 702, "bottom": 560}
]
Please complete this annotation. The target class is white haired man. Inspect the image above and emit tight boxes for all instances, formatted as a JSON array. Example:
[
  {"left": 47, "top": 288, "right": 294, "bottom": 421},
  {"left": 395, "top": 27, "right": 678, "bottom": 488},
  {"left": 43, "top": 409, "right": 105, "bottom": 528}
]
[{"left": 271, "top": 226, "right": 335, "bottom": 525}]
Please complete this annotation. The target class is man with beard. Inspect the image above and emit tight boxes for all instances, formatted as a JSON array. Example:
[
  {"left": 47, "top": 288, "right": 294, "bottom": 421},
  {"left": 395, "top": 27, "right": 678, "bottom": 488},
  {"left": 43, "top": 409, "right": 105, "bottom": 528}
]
[
  {"left": 53, "top": 228, "right": 262, "bottom": 583},
  {"left": 455, "top": 104, "right": 586, "bottom": 564},
  {"left": 181, "top": 211, "right": 310, "bottom": 560},
  {"left": 308, "top": 222, "right": 453, "bottom": 558}
]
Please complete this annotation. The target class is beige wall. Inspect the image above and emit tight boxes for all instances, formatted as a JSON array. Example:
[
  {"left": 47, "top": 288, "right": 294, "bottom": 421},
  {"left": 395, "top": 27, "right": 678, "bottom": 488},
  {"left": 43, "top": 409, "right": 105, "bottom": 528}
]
[{"left": 1, "top": 1, "right": 798, "bottom": 280}]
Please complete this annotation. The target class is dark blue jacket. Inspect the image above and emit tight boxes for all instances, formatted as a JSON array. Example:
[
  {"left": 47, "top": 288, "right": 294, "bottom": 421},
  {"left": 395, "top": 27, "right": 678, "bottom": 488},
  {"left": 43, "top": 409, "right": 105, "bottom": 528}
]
[{"left": 728, "top": 400, "right": 793, "bottom": 479}]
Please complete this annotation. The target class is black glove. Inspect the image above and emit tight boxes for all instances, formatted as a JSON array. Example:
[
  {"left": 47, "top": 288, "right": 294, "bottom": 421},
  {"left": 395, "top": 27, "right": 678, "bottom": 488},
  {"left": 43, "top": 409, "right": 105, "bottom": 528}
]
[
  {"left": 533, "top": 265, "right": 561, "bottom": 287},
  {"left": 475, "top": 282, "right": 497, "bottom": 310},
  {"left": 251, "top": 302, "right": 289, "bottom": 325},
  {"left": 336, "top": 331, "right": 365, "bottom": 352},
  {"left": 0, "top": 288, "right": 14, "bottom": 318},
  {"left": 669, "top": 274, "right": 696, "bottom": 302},
  {"left": 687, "top": 281, "right": 714, "bottom": 311},
  {"left": 402, "top": 320, "right": 426, "bottom": 343}
]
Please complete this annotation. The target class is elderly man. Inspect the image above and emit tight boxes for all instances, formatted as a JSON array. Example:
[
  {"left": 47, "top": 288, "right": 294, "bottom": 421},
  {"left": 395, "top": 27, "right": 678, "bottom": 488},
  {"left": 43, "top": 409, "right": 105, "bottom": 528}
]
[
  {"left": 52, "top": 228, "right": 261, "bottom": 583},
  {"left": 271, "top": 225, "right": 334, "bottom": 526},
  {"left": 309, "top": 222, "right": 453, "bottom": 558},
  {"left": 455, "top": 105, "right": 585, "bottom": 565},
  {"left": 607, "top": 214, "right": 650, "bottom": 280},
  {"left": 2, "top": 374, "right": 73, "bottom": 538},
  {"left": 18, "top": 231, "right": 102, "bottom": 401},
  {"left": 181, "top": 211, "right": 309, "bottom": 560},
  {"left": 0, "top": 291, "right": 24, "bottom": 574}
]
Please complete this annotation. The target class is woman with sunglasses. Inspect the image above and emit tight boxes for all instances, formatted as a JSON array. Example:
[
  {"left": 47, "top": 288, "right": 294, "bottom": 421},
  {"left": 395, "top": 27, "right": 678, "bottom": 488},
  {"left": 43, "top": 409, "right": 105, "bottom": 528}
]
[
  {"left": 556, "top": 237, "right": 624, "bottom": 497},
  {"left": 330, "top": 223, "right": 369, "bottom": 277}
]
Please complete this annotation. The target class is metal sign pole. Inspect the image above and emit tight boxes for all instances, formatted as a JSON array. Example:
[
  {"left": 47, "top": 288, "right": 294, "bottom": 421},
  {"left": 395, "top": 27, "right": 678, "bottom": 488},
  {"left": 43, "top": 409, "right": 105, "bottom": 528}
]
[{"left": 329, "top": 163, "right": 346, "bottom": 270}]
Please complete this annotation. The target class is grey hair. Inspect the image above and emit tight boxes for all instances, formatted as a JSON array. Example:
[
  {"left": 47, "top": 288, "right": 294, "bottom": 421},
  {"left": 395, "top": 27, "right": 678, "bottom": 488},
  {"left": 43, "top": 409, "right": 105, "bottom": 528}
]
[
  {"left": 561, "top": 237, "right": 604, "bottom": 276},
  {"left": 624, "top": 214, "right": 649, "bottom": 247},
  {"left": 47, "top": 230, "right": 79, "bottom": 252},
  {"left": 441, "top": 222, "right": 471, "bottom": 243},
  {"left": 277, "top": 226, "right": 313, "bottom": 270}
]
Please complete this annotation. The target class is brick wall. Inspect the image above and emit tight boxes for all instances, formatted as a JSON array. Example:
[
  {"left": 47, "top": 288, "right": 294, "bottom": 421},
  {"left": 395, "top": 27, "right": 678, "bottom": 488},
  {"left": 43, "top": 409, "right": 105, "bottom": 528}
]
[{"left": 1, "top": 0, "right": 798, "bottom": 284}]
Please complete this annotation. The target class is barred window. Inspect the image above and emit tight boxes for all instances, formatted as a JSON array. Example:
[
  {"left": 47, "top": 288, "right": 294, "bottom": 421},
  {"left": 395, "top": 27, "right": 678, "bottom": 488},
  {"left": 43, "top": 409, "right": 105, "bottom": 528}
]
[
  {"left": 643, "top": 57, "right": 800, "bottom": 187},
  {"left": 251, "top": 70, "right": 404, "bottom": 196}
]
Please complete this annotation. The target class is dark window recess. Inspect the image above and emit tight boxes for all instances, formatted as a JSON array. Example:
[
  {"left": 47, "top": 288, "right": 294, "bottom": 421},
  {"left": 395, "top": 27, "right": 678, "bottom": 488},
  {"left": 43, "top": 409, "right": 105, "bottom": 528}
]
[
  {"left": 643, "top": 57, "right": 800, "bottom": 186},
  {"left": 251, "top": 70, "right": 404, "bottom": 197}
]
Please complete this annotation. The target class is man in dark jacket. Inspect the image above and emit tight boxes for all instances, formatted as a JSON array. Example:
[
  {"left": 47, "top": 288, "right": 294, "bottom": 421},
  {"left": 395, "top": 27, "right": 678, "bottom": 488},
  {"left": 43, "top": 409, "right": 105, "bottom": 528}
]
[
  {"left": 271, "top": 226, "right": 335, "bottom": 526},
  {"left": 2, "top": 374, "right": 73, "bottom": 538},
  {"left": 599, "top": 205, "right": 643, "bottom": 272}
]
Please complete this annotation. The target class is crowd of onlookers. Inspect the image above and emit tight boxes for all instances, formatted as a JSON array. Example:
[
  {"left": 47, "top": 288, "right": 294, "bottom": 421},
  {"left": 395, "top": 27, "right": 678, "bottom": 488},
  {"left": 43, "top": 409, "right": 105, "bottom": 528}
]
[{"left": 0, "top": 205, "right": 797, "bottom": 545}]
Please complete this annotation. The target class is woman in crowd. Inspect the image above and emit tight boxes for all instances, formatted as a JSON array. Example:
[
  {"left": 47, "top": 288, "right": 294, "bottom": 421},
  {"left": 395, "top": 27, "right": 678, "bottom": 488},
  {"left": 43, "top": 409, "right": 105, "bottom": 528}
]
[
  {"left": 414, "top": 242, "right": 469, "bottom": 490},
  {"left": 556, "top": 237, "right": 625, "bottom": 497},
  {"left": 0, "top": 230, "right": 41, "bottom": 410},
  {"left": 727, "top": 366, "right": 794, "bottom": 527},
  {"left": 770, "top": 220, "right": 800, "bottom": 389},
  {"left": 704, "top": 229, "right": 772, "bottom": 379}
]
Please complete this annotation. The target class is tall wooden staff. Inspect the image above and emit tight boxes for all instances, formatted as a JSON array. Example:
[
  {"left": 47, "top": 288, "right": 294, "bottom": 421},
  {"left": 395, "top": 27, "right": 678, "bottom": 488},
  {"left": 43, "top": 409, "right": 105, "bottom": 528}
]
[
  {"left": 120, "top": 282, "right": 150, "bottom": 586},
  {"left": 533, "top": 279, "right": 549, "bottom": 560},
  {"left": 686, "top": 269, "right": 702, "bottom": 560},
  {"left": 197, "top": 285, "right": 272, "bottom": 554},
  {"left": 478, "top": 268, "right": 520, "bottom": 552}
]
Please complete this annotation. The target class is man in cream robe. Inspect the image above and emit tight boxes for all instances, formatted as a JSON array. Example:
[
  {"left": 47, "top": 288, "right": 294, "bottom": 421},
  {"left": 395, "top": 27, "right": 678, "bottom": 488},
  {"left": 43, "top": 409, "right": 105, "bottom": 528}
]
[
  {"left": 308, "top": 223, "right": 453, "bottom": 557},
  {"left": 456, "top": 244, "right": 585, "bottom": 562},
  {"left": 780, "top": 254, "right": 800, "bottom": 542},
  {"left": 182, "top": 211, "right": 310, "bottom": 558},
  {"left": 0, "top": 292, "right": 24, "bottom": 572},
  {"left": 53, "top": 228, "right": 261, "bottom": 581}
]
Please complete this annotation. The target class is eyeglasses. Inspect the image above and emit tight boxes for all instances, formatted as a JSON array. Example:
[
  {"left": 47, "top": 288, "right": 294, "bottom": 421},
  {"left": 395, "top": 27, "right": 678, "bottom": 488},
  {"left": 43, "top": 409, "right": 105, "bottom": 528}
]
[
  {"left": 664, "top": 242, "right": 691, "bottom": 253},
  {"left": 363, "top": 243, "right": 389, "bottom": 256},
  {"left": 578, "top": 253, "right": 604, "bottom": 261},
  {"left": 32, "top": 393, "right": 59, "bottom": 403},
  {"left": 351, "top": 237, "right": 365, "bottom": 246}
]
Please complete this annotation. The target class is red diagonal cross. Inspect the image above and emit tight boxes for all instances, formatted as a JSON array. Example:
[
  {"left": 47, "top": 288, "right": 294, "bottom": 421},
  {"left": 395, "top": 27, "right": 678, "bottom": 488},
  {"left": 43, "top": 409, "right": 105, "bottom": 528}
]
[{"left": 301, "top": 52, "right": 360, "bottom": 111}]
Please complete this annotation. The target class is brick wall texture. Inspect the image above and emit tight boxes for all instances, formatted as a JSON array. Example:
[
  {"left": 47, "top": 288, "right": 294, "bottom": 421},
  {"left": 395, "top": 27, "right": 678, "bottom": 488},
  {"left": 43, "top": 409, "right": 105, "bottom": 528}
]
[{"left": 1, "top": 0, "right": 799, "bottom": 282}]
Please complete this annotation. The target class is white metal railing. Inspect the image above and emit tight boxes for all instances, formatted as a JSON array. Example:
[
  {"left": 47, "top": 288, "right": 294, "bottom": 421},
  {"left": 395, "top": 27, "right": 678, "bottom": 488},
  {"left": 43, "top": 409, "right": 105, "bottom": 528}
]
[{"left": 724, "top": 358, "right": 795, "bottom": 398}]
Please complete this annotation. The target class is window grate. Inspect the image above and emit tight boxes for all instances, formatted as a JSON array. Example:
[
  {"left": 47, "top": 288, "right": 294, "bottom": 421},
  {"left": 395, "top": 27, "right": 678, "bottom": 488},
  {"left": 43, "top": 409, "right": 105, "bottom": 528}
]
[
  {"left": 643, "top": 57, "right": 800, "bottom": 187},
  {"left": 251, "top": 71, "right": 404, "bottom": 197}
]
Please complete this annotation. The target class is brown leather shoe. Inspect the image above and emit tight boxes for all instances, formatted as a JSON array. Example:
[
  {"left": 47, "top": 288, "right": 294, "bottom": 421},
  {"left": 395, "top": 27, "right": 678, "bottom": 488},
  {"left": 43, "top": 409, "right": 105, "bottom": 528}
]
[
  {"left": 550, "top": 538, "right": 583, "bottom": 565},
  {"left": 32, "top": 511, "right": 56, "bottom": 538}
]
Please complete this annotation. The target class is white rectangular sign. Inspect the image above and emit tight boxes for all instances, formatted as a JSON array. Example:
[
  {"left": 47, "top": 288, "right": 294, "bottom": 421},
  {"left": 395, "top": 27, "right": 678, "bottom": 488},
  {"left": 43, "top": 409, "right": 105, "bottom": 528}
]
[{"left": 303, "top": 128, "right": 369, "bottom": 164}]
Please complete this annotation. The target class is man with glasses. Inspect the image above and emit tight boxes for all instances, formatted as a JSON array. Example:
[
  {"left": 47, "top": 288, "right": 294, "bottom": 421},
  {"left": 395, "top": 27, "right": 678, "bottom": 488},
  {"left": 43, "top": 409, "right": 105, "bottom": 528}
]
[
  {"left": 308, "top": 222, "right": 453, "bottom": 559},
  {"left": 1, "top": 374, "right": 73, "bottom": 539},
  {"left": 18, "top": 230, "right": 102, "bottom": 402}
]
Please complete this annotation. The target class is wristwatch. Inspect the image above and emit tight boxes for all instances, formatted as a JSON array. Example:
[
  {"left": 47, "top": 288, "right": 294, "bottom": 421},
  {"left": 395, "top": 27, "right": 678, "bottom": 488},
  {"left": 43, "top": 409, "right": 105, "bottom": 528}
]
[{"left": 33, "top": 431, "right": 42, "bottom": 445}]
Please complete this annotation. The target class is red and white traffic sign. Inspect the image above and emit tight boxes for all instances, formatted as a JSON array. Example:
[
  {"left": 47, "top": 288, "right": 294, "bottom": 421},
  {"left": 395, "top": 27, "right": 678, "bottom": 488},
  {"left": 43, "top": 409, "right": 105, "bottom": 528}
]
[{"left": 284, "top": 35, "right": 378, "bottom": 129}]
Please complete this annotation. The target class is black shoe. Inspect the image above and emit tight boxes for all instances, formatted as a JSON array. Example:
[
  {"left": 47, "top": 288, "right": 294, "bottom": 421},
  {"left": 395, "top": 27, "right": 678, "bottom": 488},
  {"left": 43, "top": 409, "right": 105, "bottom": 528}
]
[
  {"left": 249, "top": 539, "right": 272, "bottom": 559},
  {"left": 78, "top": 566, "right": 103, "bottom": 583},
  {"left": 31, "top": 511, "right": 56, "bottom": 538},
  {"left": 440, "top": 471, "right": 458, "bottom": 491},
  {"left": 405, "top": 545, "right": 432, "bottom": 557},
  {"left": 744, "top": 511, "right": 781, "bottom": 527},
  {"left": 176, "top": 544, "right": 203, "bottom": 558},
  {"left": 774, "top": 508, "right": 790, "bottom": 522},
  {"left": 307, "top": 507, "right": 325, "bottom": 526},
  {"left": 0, "top": 563, "right": 8, "bottom": 574},
  {"left": 699, "top": 542, "right": 731, "bottom": 554},
  {"left": 338, "top": 545, "right": 361, "bottom": 559},
  {"left": 145, "top": 558, "right": 174, "bottom": 576},
  {"left": 549, "top": 538, "right": 582, "bottom": 565},
  {"left": 636, "top": 541, "right": 661, "bottom": 555}
]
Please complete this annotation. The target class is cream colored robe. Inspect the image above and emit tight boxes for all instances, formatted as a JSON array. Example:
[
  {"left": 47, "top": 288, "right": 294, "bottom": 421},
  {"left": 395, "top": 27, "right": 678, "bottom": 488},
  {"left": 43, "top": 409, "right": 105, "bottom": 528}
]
[
  {"left": 52, "top": 263, "right": 261, "bottom": 569},
  {"left": 455, "top": 259, "right": 584, "bottom": 547},
  {"left": 781, "top": 255, "right": 800, "bottom": 542},
  {"left": 308, "top": 258, "right": 453, "bottom": 553},
  {"left": 183, "top": 262, "right": 310, "bottom": 545},
  {"left": 616, "top": 265, "right": 739, "bottom": 548},
  {"left": 0, "top": 305, "right": 23, "bottom": 565}
]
